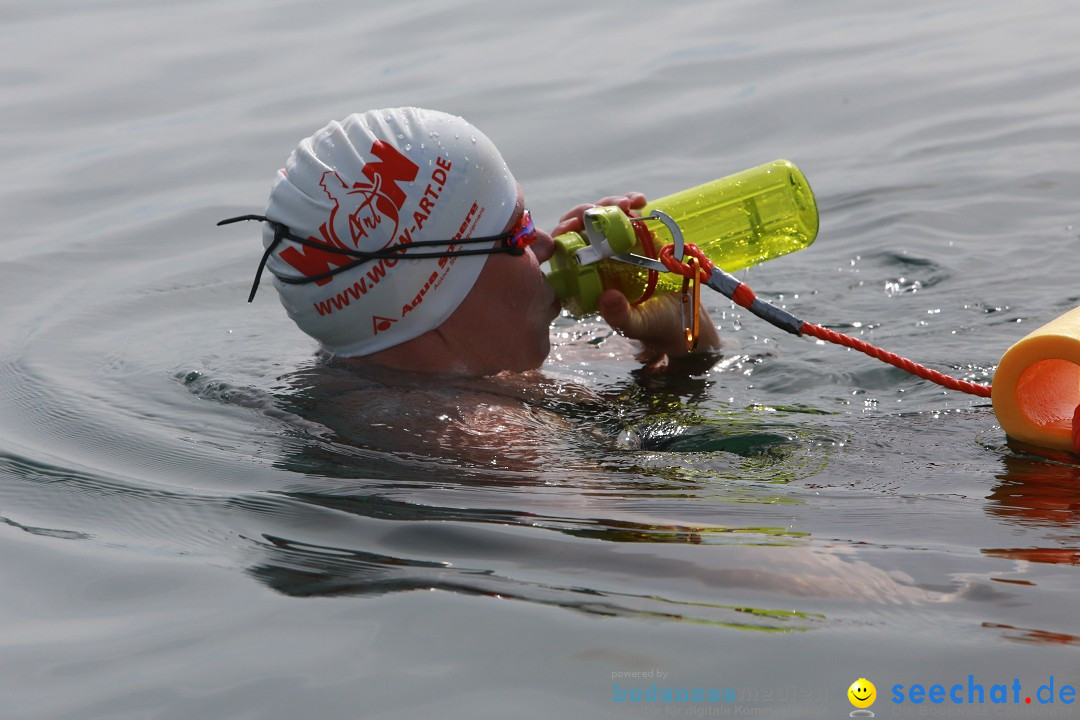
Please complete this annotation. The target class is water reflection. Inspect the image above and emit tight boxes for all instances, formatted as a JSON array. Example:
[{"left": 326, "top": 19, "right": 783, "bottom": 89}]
[
  {"left": 983, "top": 446, "right": 1080, "bottom": 569},
  {"left": 982, "top": 622, "right": 1080, "bottom": 647},
  {"left": 175, "top": 360, "right": 987, "bottom": 628},
  {"left": 988, "top": 447, "right": 1080, "bottom": 527},
  {"left": 245, "top": 533, "right": 825, "bottom": 632}
]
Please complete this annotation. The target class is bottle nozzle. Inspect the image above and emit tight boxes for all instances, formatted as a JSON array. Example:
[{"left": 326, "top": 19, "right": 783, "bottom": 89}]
[{"left": 543, "top": 229, "right": 606, "bottom": 316}]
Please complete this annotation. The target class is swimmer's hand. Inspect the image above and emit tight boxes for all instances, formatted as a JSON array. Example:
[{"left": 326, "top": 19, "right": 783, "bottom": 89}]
[
  {"left": 553, "top": 193, "right": 721, "bottom": 373},
  {"left": 551, "top": 192, "right": 649, "bottom": 236},
  {"left": 599, "top": 290, "right": 721, "bottom": 371}
]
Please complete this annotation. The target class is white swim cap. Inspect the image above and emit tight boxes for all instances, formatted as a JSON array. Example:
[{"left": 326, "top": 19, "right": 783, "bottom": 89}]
[{"left": 262, "top": 107, "right": 518, "bottom": 357}]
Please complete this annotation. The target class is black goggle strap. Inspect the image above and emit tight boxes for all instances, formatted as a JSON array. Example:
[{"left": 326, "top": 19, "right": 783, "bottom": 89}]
[{"left": 217, "top": 214, "right": 524, "bottom": 303}]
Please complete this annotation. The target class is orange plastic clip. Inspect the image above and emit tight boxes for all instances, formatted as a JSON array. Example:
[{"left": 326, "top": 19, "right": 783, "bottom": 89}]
[{"left": 680, "top": 256, "right": 701, "bottom": 352}]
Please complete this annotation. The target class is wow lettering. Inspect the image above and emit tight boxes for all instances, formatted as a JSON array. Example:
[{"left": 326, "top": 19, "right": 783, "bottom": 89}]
[{"left": 310, "top": 158, "right": 456, "bottom": 319}]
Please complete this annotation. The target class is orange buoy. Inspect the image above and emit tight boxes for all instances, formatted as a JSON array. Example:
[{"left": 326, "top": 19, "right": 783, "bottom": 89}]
[{"left": 992, "top": 306, "right": 1080, "bottom": 452}]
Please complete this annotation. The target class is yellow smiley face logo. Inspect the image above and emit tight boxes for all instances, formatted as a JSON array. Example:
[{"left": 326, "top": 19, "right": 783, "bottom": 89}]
[{"left": 848, "top": 678, "right": 876, "bottom": 709}]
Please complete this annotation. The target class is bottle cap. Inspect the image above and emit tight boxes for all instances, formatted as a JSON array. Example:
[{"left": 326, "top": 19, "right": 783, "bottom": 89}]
[
  {"left": 544, "top": 207, "right": 639, "bottom": 316},
  {"left": 545, "top": 230, "right": 606, "bottom": 317}
]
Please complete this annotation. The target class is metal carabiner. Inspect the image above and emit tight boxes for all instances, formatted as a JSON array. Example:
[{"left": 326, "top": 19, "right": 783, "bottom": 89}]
[
  {"left": 681, "top": 256, "right": 702, "bottom": 351},
  {"left": 611, "top": 209, "right": 685, "bottom": 272}
]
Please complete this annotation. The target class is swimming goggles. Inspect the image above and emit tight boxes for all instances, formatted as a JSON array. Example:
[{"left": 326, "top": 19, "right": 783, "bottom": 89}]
[{"left": 219, "top": 209, "right": 537, "bottom": 302}]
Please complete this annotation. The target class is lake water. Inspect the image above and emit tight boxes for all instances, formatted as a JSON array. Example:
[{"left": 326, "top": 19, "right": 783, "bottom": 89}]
[{"left": 3, "top": 1, "right": 1080, "bottom": 718}]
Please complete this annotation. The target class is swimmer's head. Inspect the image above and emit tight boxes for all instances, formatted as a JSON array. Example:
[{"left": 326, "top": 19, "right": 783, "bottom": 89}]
[{"left": 261, "top": 107, "right": 519, "bottom": 357}]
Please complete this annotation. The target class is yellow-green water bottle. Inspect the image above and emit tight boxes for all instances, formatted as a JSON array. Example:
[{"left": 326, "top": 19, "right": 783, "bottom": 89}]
[{"left": 544, "top": 159, "right": 819, "bottom": 317}]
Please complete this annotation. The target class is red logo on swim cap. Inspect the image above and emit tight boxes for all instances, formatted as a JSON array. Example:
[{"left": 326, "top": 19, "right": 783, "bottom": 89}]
[
  {"left": 371, "top": 315, "right": 397, "bottom": 335},
  {"left": 279, "top": 140, "right": 419, "bottom": 285}
]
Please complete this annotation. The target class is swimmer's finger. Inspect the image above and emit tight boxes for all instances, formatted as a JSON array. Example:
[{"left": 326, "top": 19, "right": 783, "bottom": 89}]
[
  {"left": 598, "top": 288, "right": 634, "bottom": 334},
  {"left": 553, "top": 194, "right": 649, "bottom": 236},
  {"left": 600, "top": 290, "right": 683, "bottom": 354},
  {"left": 552, "top": 203, "right": 595, "bottom": 236},
  {"left": 611, "top": 192, "right": 648, "bottom": 213},
  {"left": 600, "top": 290, "right": 722, "bottom": 359},
  {"left": 558, "top": 203, "right": 595, "bottom": 224},
  {"left": 593, "top": 193, "right": 648, "bottom": 214},
  {"left": 599, "top": 291, "right": 678, "bottom": 369},
  {"left": 550, "top": 217, "right": 583, "bottom": 236}
]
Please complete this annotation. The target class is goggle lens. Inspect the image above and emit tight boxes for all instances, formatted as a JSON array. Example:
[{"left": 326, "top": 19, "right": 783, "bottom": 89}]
[{"left": 507, "top": 208, "right": 536, "bottom": 250}]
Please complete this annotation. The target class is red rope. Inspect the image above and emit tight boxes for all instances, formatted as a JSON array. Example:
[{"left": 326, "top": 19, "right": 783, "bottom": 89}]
[
  {"left": 659, "top": 243, "right": 714, "bottom": 281},
  {"left": 630, "top": 213, "right": 661, "bottom": 307},
  {"left": 657, "top": 241, "right": 1080, "bottom": 453},
  {"left": 804, "top": 322, "right": 1080, "bottom": 454},
  {"left": 799, "top": 322, "right": 993, "bottom": 398},
  {"left": 659, "top": 244, "right": 993, "bottom": 397}
]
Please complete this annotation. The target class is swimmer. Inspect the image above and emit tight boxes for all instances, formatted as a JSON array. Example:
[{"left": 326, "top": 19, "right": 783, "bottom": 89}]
[{"left": 240, "top": 107, "right": 719, "bottom": 376}]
